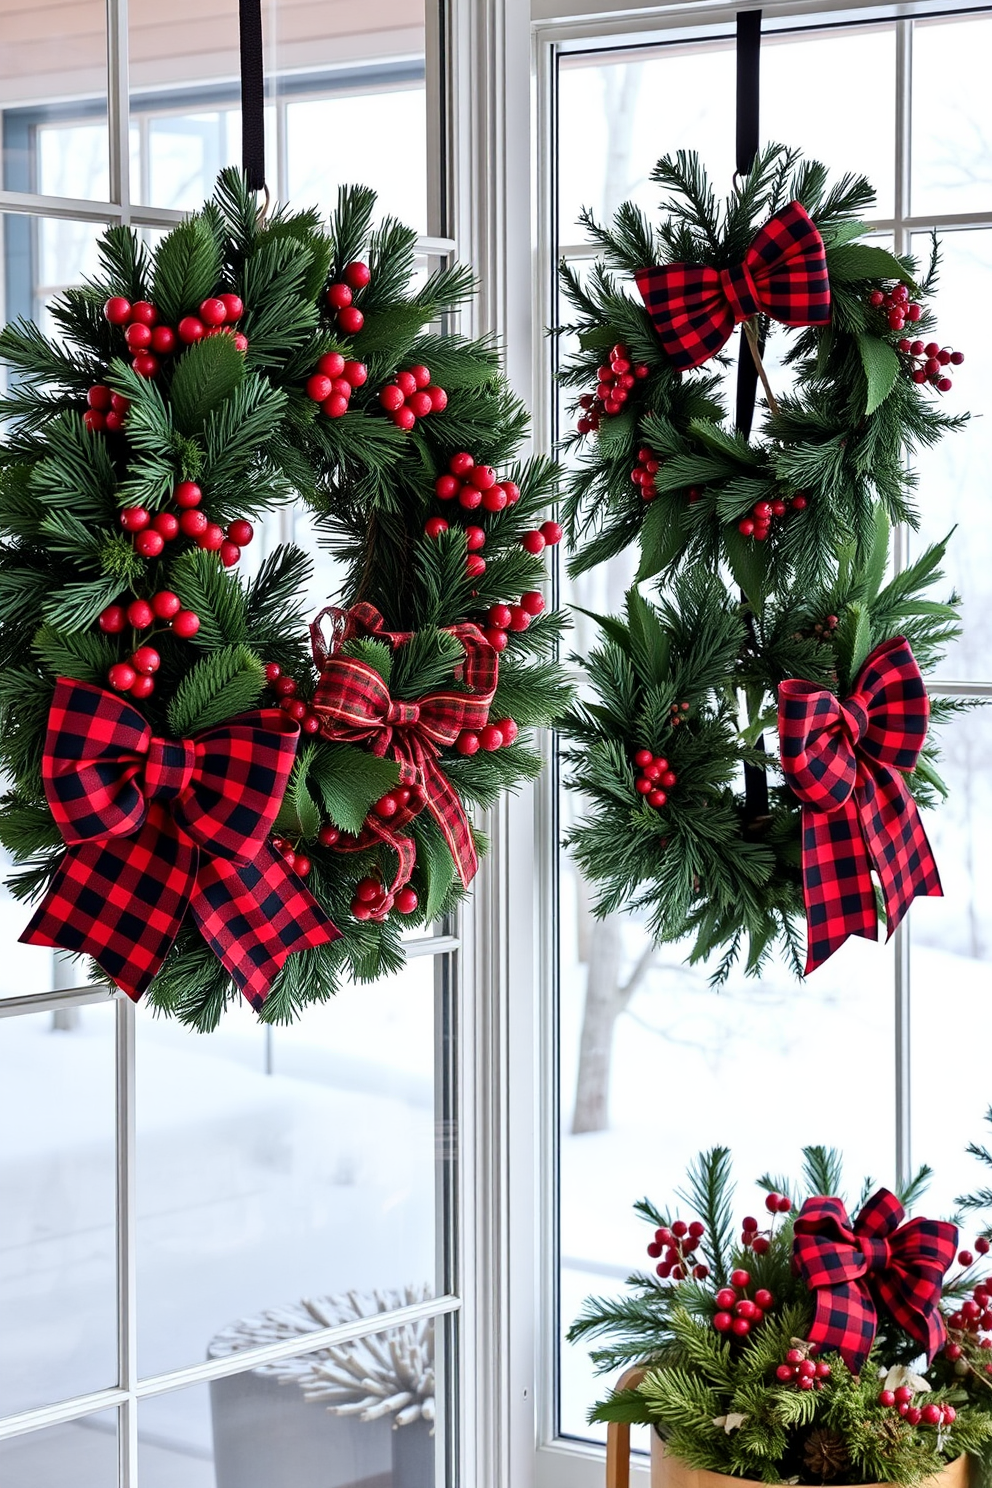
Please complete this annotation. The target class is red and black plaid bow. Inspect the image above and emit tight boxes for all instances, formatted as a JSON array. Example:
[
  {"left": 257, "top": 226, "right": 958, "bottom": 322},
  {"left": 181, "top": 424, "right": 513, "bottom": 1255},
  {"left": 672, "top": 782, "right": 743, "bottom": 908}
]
[
  {"left": 311, "top": 603, "right": 497, "bottom": 888},
  {"left": 21, "top": 678, "right": 339, "bottom": 1006},
  {"left": 635, "top": 200, "right": 830, "bottom": 371},
  {"left": 778, "top": 637, "right": 941, "bottom": 973},
  {"left": 793, "top": 1189, "right": 957, "bottom": 1371}
]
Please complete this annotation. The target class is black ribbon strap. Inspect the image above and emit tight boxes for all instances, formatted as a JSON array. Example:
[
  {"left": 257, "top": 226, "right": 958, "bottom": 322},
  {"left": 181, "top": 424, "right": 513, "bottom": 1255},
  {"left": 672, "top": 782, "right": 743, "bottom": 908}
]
[{"left": 239, "top": 0, "right": 266, "bottom": 191}]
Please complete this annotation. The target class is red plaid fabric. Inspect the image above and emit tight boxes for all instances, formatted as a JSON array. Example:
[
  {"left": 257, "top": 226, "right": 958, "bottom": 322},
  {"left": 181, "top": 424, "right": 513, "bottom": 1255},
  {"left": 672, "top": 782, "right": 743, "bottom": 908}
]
[
  {"left": 331, "top": 783, "right": 424, "bottom": 919},
  {"left": 21, "top": 678, "right": 339, "bottom": 1006},
  {"left": 635, "top": 201, "right": 830, "bottom": 371},
  {"left": 778, "top": 637, "right": 941, "bottom": 973},
  {"left": 794, "top": 1189, "right": 957, "bottom": 1371},
  {"left": 311, "top": 605, "right": 497, "bottom": 887}
]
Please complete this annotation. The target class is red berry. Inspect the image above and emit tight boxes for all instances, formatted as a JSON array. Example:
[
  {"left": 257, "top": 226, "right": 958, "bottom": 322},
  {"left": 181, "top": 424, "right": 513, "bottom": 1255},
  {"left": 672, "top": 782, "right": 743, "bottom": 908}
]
[
  {"left": 342, "top": 262, "right": 371, "bottom": 290},
  {"left": 944, "top": 1406, "right": 957, "bottom": 1422},
  {"left": 274, "top": 676, "right": 297, "bottom": 697},
  {"left": 131, "top": 353, "right": 159, "bottom": 378},
  {"left": 507, "top": 606, "right": 530, "bottom": 632},
  {"left": 327, "top": 283, "right": 353, "bottom": 310},
  {"left": 738, "top": 519, "right": 755, "bottom": 537},
  {"left": 776, "top": 1365, "right": 793, "bottom": 1383},
  {"left": 150, "top": 512, "right": 178, "bottom": 541},
  {"left": 179, "top": 509, "right": 209, "bottom": 538},
  {"left": 449, "top": 452, "right": 475, "bottom": 477},
  {"left": 754, "top": 1289, "right": 773, "bottom": 1310},
  {"left": 478, "top": 484, "right": 506, "bottom": 513},
  {"left": 786, "top": 1349, "right": 804, "bottom": 1364},
  {"left": 466, "top": 554, "right": 486, "bottom": 579},
  {"left": 323, "top": 393, "right": 350, "bottom": 419},
  {"left": 318, "top": 824, "right": 340, "bottom": 847},
  {"left": 220, "top": 541, "right": 241, "bottom": 567},
  {"left": 869, "top": 289, "right": 885, "bottom": 307},
  {"left": 495, "top": 717, "right": 518, "bottom": 746},
  {"left": 83, "top": 410, "right": 105, "bottom": 433},
  {"left": 374, "top": 794, "right": 398, "bottom": 818},
  {"left": 284, "top": 699, "right": 307, "bottom": 723},
  {"left": 219, "top": 294, "right": 243, "bottom": 321},
  {"left": 149, "top": 325, "right": 176, "bottom": 355},
  {"left": 98, "top": 604, "right": 127, "bottom": 633},
  {"left": 888, "top": 310, "right": 905, "bottom": 330},
  {"left": 198, "top": 523, "right": 225, "bottom": 552},
  {"left": 425, "top": 518, "right": 449, "bottom": 539},
  {"left": 395, "top": 371, "right": 418, "bottom": 398},
  {"left": 379, "top": 384, "right": 405, "bottom": 412},
  {"left": 921, "top": 1404, "right": 941, "bottom": 1426},
  {"left": 730, "top": 1269, "right": 750, "bottom": 1288},
  {"left": 960, "top": 1250, "right": 975, "bottom": 1267},
  {"left": 103, "top": 411, "right": 125, "bottom": 433},
  {"left": 815, "top": 1362, "right": 831, "bottom": 1379},
  {"left": 714, "top": 1288, "right": 736, "bottom": 1311},
  {"left": 735, "top": 1299, "right": 758, "bottom": 1320},
  {"left": 776, "top": 1195, "right": 791, "bottom": 1213},
  {"left": 906, "top": 1407, "right": 922, "bottom": 1426},
  {"left": 337, "top": 307, "right": 364, "bottom": 335},
  {"left": 428, "top": 386, "right": 448, "bottom": 412},
  {"left": 111, "top": 394, "right": 130, "bottom": 414},
  {"left": 227, "top": 519, "right": 254, "bottom": 547},
  {"left": 343, "top": 360, "right": 368, "bottom": 387},
  {"left": 134, "top": 530, "right": 165, "bottom": 558},
  {"left": 104, "top": 296, "right": 131, "bottom": 325},
  {"left": 171, "top": 481, "right": 200, "bottom": 510},
  {"left": 455, "top": 730, "right": 480, "bottom": 755},
  {"left": 796, "top": 1359, "right": 816, "bottom": 1379},
  {"left": 951, "top": 351, "right": 965, "bottom": 366},
  {"left": 409, "top": 364, "right": 431, "bottom": 390},
  {"left": 937, "top": 377, "right": 953, "bottom": 392},
  {"left": 713, "top": 1312, "right": 733, "bottom": 1333},
  {"left": 635, "top": 777, "right": 654, "bottom": 796},
  {"left": 289, "top": 853, "right": 310, "bottom": 878},
  {"left": 131, "top": 645, "right": 160, "bottom": 674},
  {"left": 521, "top": 531, "right": 545, "bottom": 555},
  {"left": 486, "top": 605, "right": 511, "bottom": 630},
  {"left": 434, "top": 474, "right": 459, "bottom": 500},
  {"left": 751, "top": 1237, "right": 769, "bottom": 1255},
  {"left": 396, "top": 887, "right": 419, "bottom": 915},
  {"left": 791, "top": 494, "right": 807, "bottom": 511},
  {"left": 731, "top": 1317, "right": 751, "bottom": 1337},
  {"left": 129, "top": 673, "right": 155, "bottom": 700},
  {"left": 977, "top": 1237, "right": 990, "bottom": 1255},
  {"left": 634, "top": 748, "right": 653, "bottom": 769},
  {"left": 479, "top": 724, "right": 504, "bottom": 751},
  {"left": 484, "top": 628, "right": 508, "bottom": 651},
  {"left": 264, "top": 662, "right": 281, "bottom": 683},
  {"left": 124, "top": 599, "right": 152, "bottom": 630},
  {"left": 354, "top": 876, "right": 381, "bottom": 904},
  {"left": 693, "top": 1264, "right": 709, "bottom": 1280},
  {"left": 465, "top": 526, "right": 486, "bottom": 551},
  {"left": 178, "top": 316, "right": 205, "bottom": 344},
  {"left": 458, "top": 485, "right": 483, "bottom": 510},
  {"left": 540, "top": 520, "right": 562, "bottom": 545},
  {"left": 765, "top": 1193, "right": 781, "bottom": 1213},
  {"left": 86, "top": 384, "right": 112, "bottom": 411},
  {"left": 108, "top": 662, "right": 137, "bottom": 691},
  {"left": 199, "top": 297, "right": 227, "bottom": 326},
  {"left": 307, "top": 373, "right": 334, "bottom": 402},
  {"left": 171, "top": 610, "right": 200, "bottom": 639},
  {"left": 232, "top": 333, "right": 248, "bottom": 353},
  {"left": 894, "top": 1386, "right": 914, "bottom": 1404},
  {"left": 520, "top": 590, "right": 545, "bottom": 616},
  {"left": 468, "top": 464, "right": 497, "bottom": 491},
  {"left": 392, "top": 405, "right": 416, "bottom": 431},
  {"left": 127, "top": 300, "right": 157, "bottom": 326},
  {"left": 408, "top": 391, "right": 433, "bottom": 418},
  {"left": 317, "top": 353, "right": 345, "bottom": 379}
]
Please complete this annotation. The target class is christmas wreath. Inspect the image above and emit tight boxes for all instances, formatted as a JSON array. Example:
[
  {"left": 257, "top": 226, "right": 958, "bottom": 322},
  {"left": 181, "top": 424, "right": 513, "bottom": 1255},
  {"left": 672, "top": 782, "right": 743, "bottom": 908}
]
[
  {"left": 569, "top": 1141, "right": 992, "bottom": 1487},
  {"left": 0, "top": 170, "right": 569, "bottom": 1028},
  {"left": 556, "top": 145, "right": 966, "bottom": 980}
]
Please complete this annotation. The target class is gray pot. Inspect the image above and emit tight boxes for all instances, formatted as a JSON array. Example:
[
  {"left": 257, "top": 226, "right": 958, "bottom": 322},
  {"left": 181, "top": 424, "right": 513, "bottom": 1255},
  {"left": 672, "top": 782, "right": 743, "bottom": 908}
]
[{"left": 391, "top": 1415, "right": 435, "bottom": 1488}]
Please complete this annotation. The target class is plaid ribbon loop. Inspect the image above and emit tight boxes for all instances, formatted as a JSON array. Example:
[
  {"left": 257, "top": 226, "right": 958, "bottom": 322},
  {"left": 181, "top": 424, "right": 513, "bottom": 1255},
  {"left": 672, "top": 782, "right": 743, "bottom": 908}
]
[
  {"left": 778, "top": 637, "right": 942, "bottom": 973},
  {"left": 311, "top": 604, "right": 498, "bottom": 888},
  {"left": 635, "top": 200, "right": 831, "bottom": 371},
  {"left": 21, "top": 678, "right": 339, "bottom": 1006},
  {"left": 794, "top": 1189, "right": 957, "bottom": 1371}
]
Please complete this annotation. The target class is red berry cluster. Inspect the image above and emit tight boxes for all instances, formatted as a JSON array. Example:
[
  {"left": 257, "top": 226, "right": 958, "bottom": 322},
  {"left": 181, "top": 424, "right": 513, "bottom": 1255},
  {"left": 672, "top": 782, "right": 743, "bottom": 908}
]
[
  {"left": 271, "top": 836, "right": 312, "bottom": 878},
  {"left": 119, "top": 481, "right": 253, "bottom": 568},
  {"left": 712, "top": 1269, "right": 774, "bottom": 1337},
  {"left": 325, "top": 261, "right": 370, "bottom": 336},
  {"left": 455, "top": 716, "right": 519, "bottom": 756},
  {"left": 631, "top": 447, "right": 661, "bottom": 502},
  {"left": 103, "top": 294, "right": 246, "bottom": 379},
  {"left": 483, "top": 596, "right": 545, "bottom": 652},
  {"left": 877, "top": 1385, "right": 955, "bottom": 1427},
  {"left": 99, "top": 593, "right": 200, "bottom": 698},
  {"left": 737, "top": 493, "right": 805, "bottom": 541},
  {"left": 435, "top": 451, "right": 518, "bottom": 515},
  {"left": 83, "top": 385, "right": 130, "bottom": 435},
  {"left": 897, "top": 338, "right": 964, "bottom": 393},
  {"left": 264, "top": 663, "right": 321, "bottom": 735},
  {"left": 305, "top": 353, "right": 368, "bottom": 420},
  {"left": 869, "top": 282, "right": 922, "bottom": 332},
  {"left": 576, "top": 343, "right": 649, "bottom": 433},
  {"left": 379, "top": 364, "right": 448, "bottom": 430},
  {"left": 633, "top": 748, "right": 677, "bottom": 810},
  {"left": 350, "top": 874, "right": 419, "bottom": 922},
  {"left": 646, "top": 1219, "right": 709, "bottom": 1282},
  {"left": 775, "top": 1346, "right": 830, "bottom": 1390},
  {"left": 669, "top": 701, "right": 691, "bottom": 729}
]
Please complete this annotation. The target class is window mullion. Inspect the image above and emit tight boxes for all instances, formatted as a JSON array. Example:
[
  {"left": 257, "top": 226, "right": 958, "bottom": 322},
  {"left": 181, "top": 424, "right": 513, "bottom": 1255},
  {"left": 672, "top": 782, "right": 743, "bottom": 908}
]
[
  {"left": 106, "top": 0, "right": 131, "bottom": 220},
  {"left": 115, "top": 996, "right": 138, "bottom": 1488}
]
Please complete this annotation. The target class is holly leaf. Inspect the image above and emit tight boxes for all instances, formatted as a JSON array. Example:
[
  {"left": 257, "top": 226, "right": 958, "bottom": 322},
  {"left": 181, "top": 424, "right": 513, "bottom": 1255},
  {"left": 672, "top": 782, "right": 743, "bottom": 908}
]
[
  {"left": 308, "top": 741, "right": 400, "bottom": 835},
  {"left": 723, "top": 527, "right": 770, "bottom": 612},
  {"left": 636, "top": 500, "right": 687, "bottom": 582},
  {"left": 828, "top": 243, "right": 918, "bottom": 290},
  {"left": 857, "top": 335, "right": 901, "bottom": 416}
]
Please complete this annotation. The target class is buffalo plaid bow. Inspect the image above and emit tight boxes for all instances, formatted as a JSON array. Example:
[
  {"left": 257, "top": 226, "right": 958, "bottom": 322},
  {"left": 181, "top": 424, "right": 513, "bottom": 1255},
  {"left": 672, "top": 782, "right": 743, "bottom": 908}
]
[
  {"left": 778, "top": 636, "right": 941, "bottom": 973},
  {"left": 793, "top": 1189, "right": 957, "bottom": 1371},
  {"left": 21, "top": 678, "right": 339, "bottom": 1005},
  {"left": 635, "top": 200, "right": 831, "bottom": 371},
  {"left": 311, "top": 604, "right": 497, "bottom": 889}
]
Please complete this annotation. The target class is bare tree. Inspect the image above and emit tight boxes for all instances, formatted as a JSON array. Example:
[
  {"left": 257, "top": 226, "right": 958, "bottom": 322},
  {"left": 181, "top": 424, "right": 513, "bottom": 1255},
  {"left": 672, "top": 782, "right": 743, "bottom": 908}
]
[{"left": 571, "top": 910, "right": 655, "bottom": 1134}]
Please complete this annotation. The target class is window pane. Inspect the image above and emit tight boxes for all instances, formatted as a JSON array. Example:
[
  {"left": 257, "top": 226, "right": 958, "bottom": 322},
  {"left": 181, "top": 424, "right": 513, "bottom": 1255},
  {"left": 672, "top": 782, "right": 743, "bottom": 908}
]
[
  {"left": 0, "top": 2, "right": 109, "bottom": 202},
  {"left": 0, "top": 1410, "right": 117, "bottom": 1486},
  {"left": 139, "top": 1316, "right": 449, "bottom": 1486},
  {"left": 0, "top": 1003, "right": 117, "bottom": 1415},
  {"left": 136, "top": 957, "right": 445, "bottom": 1377},
  {"left": 760, "top": 25, "right": 895, "bottom": 219},
  {"left": 558, "top": 856, "right": 896, "bottom": 1443},
  {"left": 912, "top": 229, "right": 992, "bottom": 681},
  {"left": 557, "top": 41, "right": 735, "bottom": 246},
  {"left": 912, "top": 705, "right": 992, "bottom": 1217},
  {"left": 912, "top": 15, "right": 992, "bottom": 217}
]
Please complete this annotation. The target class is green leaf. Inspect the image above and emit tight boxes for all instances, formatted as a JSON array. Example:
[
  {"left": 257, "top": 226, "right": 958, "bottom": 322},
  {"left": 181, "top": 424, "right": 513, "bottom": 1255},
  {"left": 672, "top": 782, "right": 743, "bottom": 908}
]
[
  {"left": 151, "top": 216, "right": 223, "bottom": 327},
  {"left": 856, "top": 335, "right": 901, "bottom": 416},
  {"left": 723, "top": 528, "right": 769, "bottom": 611},
  {"left": 33, "top": 623, "right": 117, "bottom": 684},
  {"left": 169, "top": 334, "right": 246, "bottom": 435},
  {"left": 275, "top": 745, "right": 322, "bottom": 841},
  {"left": 828, "top": 243, "right": 917, "bottom": 289},
  {"left": 595, "top": 409, "right": 636, "bottom": 455},
  {"left": 833, "top": 601, "right": 873, "bottom": 689},
  {"left": 309, "top": 741, "right": 401, "bottom": 835},
  {"left": 578, "top": 325, "right": 619, "bottom": 351},
  {"left": 636, "top": 500, "right": 686, "bottom": 582},
  {"left": 688, "top": 419, "right": 760, "bottom": 467},
  {"left": 860, "top": 503, "right": 891, "bottom": 602},
  {"left": 571, "top": 605, "right": 632, "bottom": 656},
  {"left": 412, "top": 814, "right": 457, "bottom": 924},
  {"left": 352, "top": 305, "right": 429, "bottom": 355},
  {"left": 625, "top": 589, "right": 670, "bottom": 686},
  {"left": 821, "top": 219, "right": 870, "bottom": 249},
  {"left": 166, "top": 645, "right": 264, "bottom": 737}
]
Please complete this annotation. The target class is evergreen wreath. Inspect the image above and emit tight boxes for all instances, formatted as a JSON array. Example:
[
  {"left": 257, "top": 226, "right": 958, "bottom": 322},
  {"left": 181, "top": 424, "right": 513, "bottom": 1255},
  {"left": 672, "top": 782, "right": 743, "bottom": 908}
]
[
  {"left": 556, "top": 145, "right": 967, "bottom": 981},
  {"left": 569, "top": 1144, "right": 992, "bottom": 1488},
  {"left": 0, "top": 170, "right": 569, "bottom": 1029}
]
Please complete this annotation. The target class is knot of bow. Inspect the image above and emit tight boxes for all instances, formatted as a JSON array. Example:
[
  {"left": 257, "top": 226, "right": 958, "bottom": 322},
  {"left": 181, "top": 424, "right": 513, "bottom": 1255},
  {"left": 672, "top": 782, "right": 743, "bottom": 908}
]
[
  {"left": 793, "top": 1189, "right": 957, "bottom": 1371},
  {"left": 21, "top": 678, "right": 339, "bottom": 1005},
  {"left": 778, "top": 636, "right": 941, "bottom": 973},
  {"left": 310, "top": 603, "right": 498, "bottom": 889},
  {"left": 635, "top": 200, "right": 831, "bottom": 371}
]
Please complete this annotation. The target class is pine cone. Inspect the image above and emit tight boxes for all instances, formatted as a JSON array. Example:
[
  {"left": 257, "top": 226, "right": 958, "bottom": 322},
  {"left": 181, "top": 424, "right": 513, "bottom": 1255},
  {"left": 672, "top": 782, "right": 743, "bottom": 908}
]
[{"left": 803, "top": 1428, "right": 849, "bottom": 1482}]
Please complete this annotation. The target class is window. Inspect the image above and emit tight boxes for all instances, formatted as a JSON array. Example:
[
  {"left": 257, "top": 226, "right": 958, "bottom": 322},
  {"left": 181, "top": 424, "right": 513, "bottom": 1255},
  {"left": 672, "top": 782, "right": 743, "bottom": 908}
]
[{"left": 534, "top": 4, "right": 992, "bottom": 1482}]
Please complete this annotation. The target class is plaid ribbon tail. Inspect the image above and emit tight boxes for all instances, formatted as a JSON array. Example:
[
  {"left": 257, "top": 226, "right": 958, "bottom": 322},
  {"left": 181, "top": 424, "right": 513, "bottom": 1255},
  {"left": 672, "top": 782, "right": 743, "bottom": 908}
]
[
  {"left": 801, "top": 797, "right": 879, "bottom": 973},
  {"left": 190, "top": 840, "right": 340, "bottom": 1008},
  {"left": 20, "top": 805, "right": 197, "bottom": 1000},
  {"left": 411, "top": 740, "right": 478, "bottom": 887},
  {"left": 855, "top": 765, "right": 942, "bottom": 943}
]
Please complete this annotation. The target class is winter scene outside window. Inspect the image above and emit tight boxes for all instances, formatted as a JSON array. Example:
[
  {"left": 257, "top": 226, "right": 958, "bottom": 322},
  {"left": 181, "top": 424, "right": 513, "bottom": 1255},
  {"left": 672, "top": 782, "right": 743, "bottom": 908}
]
[
  {"left": 0, "top": 3, "right": 457, "bottom": 1486},
  {"left": 554, "top": 11, "right": 992, "bottom": 1450}
]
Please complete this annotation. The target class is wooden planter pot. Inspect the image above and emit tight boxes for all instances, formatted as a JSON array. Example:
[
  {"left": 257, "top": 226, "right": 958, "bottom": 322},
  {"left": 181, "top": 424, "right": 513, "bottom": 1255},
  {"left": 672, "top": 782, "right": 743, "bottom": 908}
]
[{"left": 606, "top": 1370, "right": 971, "bottom": 1488}]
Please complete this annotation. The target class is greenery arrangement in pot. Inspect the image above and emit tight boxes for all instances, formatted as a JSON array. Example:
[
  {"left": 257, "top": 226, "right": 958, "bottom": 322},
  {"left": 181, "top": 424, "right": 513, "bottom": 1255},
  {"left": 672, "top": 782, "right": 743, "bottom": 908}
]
[{"left": 571, "top": 1139, "right": 992, "bottom": 1488}]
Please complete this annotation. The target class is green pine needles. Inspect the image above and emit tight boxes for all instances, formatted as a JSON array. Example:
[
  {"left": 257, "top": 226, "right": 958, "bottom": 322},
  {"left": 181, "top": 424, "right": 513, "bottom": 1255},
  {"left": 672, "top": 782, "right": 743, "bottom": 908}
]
[
  {"left": 571, "top": 1145, "right": 992, "bottom": 1487},
  {"left": 0, "top": 169, "right": 569, "bottom": 1029},
  {"left": 556, "top": 144, "right": 968, "bottom": 982}
]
